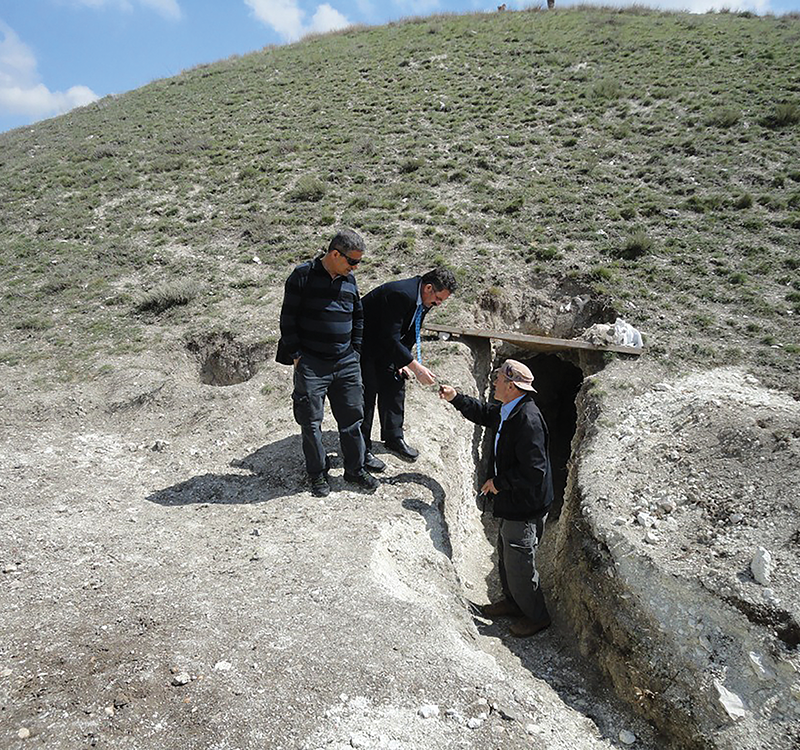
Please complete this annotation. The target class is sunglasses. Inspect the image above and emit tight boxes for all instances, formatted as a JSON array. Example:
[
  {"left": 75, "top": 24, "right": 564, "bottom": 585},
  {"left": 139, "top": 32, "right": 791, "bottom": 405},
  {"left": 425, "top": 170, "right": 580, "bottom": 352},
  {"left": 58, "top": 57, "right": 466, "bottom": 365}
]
[{"left": 337, "top": 250, "right": 361, "bottom": 267}]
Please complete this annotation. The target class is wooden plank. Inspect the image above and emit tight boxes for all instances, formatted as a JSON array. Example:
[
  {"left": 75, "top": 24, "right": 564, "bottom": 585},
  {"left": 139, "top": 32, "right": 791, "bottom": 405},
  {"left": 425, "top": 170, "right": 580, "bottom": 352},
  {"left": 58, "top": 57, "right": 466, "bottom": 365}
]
[{"left": 423, "top": 322, "right": 644, "bottom": 356}]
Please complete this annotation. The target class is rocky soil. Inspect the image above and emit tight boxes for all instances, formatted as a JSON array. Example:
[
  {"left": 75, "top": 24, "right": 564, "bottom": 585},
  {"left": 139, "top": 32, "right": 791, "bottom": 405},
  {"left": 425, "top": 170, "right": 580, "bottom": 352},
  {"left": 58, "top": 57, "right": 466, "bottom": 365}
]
[{"left": 1, "top": 316, "right": 798, "bottom": 749}]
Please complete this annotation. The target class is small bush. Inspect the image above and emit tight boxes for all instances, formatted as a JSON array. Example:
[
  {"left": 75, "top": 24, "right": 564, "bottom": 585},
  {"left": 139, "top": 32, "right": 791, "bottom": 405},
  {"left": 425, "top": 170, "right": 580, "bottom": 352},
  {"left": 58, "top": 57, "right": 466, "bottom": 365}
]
[
  {"left": 135, "top": 281, "right": 199, "bottom": 314},
  {"left": 733, "top": 193, "right": 753, "bottom": 210},
  {"left": 614, "top": 230, "right": 653, "bottom": 260},
  {"left": 591, "top": 79, "right": 622, "bottom": 100},
  {"left": 399, "top": 157, "right": 424, "bottom": 174},
  {"left": 287, "top": 176, "right": 326, "bottom": 202},
  {"left": 708, "top": 106, "right": 740, "bottom": 128},
  {"left": 761, "top": 102, "right": 800, "bottom": 129}
]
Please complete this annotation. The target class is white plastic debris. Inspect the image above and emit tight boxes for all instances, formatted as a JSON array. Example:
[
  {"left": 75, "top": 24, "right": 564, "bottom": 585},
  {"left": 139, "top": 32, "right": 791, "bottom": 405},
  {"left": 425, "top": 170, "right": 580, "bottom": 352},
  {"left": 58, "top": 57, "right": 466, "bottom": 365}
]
[
  {"left": 715, "top": 681, "right": 746, "bottom": 720},
  {"left": 613, "top": 318, "right": 644, "bottom": 348},
  {"left": 751, "top": 547, "right": 772, "bottom": 585}
]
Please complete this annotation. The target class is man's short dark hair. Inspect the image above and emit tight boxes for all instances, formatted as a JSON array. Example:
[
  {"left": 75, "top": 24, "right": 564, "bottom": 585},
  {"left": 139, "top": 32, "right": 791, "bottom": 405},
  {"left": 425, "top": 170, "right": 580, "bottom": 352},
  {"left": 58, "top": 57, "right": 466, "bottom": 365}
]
[
  {"left": 421, "top": 267, "right": 457, "bottom": 294},
  {"left": 328, "top": 228, "right": 365, "bottom": 256}
]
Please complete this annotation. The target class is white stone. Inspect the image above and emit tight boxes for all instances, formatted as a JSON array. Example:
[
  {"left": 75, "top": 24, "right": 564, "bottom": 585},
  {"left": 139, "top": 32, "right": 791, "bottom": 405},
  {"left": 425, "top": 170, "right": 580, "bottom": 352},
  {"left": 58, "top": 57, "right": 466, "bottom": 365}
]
[
  {"left": 418, "top": 704, "right": 439, "bottom": 719},
  {"left": 715, "top": 681, "right": 746, "bottom": 720},
  {"left": 730, "top": 513, "right": 744, "bottom": 524},
  {"left": 748, "top": 652, "right": 774, "bottom": 681},
  {"left": 467, "top": 717, "right": 484, "bottom": 729},
  {"left": 751, "top": 547, "right": 772, "bottom": 585},
  {"left": 619, "top": 729, "right": 637, "bottom": 744},
  {"left": 18, "top": 728, "right": 31, "bottom": 739},
  {"left": 171, "top": 672, "right": 191, "bottom": 686},
  {"left": 213, "top": 661, "right": 233, "bottom": 671},
  {"left": 645, "top": 531, "right": 659, "bottom": 545}
]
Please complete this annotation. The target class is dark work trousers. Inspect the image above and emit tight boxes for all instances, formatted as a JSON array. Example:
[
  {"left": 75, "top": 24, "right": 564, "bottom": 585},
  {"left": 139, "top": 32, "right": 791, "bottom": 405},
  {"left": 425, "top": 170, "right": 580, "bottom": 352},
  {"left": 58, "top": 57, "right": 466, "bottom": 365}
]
[
  {"left": 360, "top": 353, "right": 406, "bottom": 452},
  {"left": 498, "top": 514, "right": 549, "bottom": 623},
  {"left": 292, "top": 350, "right": 365, "bottom": 476}
]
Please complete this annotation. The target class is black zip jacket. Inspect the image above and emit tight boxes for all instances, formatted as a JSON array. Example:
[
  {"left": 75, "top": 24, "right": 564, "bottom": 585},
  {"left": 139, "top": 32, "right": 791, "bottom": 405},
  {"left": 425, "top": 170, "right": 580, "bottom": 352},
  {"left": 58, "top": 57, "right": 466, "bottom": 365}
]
[{"left": 450, "top": 392, "right": 554, "bottom": 521}]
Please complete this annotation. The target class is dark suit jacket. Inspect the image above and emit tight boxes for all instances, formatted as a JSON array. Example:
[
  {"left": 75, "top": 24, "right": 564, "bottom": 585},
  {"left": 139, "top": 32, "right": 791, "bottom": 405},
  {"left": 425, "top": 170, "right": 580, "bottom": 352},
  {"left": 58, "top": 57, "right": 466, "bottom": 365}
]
[
  {"left": 451, "top": 393, "right": 554, "bottom": 521},
  {"left": 361, "top": 276, "right": 427, "bottom": 368}
]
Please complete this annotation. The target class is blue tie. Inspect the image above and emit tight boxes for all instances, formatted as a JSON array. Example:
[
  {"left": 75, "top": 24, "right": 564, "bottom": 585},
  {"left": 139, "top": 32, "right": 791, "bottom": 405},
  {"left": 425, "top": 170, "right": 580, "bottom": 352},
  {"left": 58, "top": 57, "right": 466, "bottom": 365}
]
[{"left": 414, "top": 305, "right": 423, "bottom": 364}]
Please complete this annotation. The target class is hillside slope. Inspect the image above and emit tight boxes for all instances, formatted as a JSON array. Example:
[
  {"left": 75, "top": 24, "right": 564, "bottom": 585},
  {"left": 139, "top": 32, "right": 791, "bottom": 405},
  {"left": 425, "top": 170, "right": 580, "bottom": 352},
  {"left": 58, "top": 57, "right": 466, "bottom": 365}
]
[{"left": 1, "top": 8, "right": 799, "bottom": 750}]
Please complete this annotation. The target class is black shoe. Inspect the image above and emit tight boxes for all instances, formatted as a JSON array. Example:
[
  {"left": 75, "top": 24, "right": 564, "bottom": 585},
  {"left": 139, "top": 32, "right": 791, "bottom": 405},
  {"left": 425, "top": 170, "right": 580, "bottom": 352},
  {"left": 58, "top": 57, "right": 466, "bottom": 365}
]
[
  {"left": 384, "top": 438, "right": 419, "bottom": 461},
  {"left": 309, "top": 473, "right": 330, "bottom": 497},
  {"left": 343, "top": 469, "right": 379, "bottom": 492},
  {"left": 364, "top": 452, "right": 386, "bottom": 472}
]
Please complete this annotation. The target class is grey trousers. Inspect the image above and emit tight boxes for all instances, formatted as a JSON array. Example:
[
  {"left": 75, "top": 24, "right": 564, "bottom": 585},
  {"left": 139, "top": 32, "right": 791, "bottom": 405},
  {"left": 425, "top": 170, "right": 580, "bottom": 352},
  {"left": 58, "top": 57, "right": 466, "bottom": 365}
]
[
  {"left": 498, "top": 515, "right": 549, "bottom": 623},
  {"left": 292, "top": 351, "right": 365, "bottom": 476}
]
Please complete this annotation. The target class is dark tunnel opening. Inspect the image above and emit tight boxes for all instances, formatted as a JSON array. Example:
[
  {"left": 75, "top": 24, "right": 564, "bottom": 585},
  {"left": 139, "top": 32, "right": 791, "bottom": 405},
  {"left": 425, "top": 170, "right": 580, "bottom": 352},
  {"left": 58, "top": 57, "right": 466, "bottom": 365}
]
[{"left": 521, "top": 353, "right": 584, "bottom": 518}]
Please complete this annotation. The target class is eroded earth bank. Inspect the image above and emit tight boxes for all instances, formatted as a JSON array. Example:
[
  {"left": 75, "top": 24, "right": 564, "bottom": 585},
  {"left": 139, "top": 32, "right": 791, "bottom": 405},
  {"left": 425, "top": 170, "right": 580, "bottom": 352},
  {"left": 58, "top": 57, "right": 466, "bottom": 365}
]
[{"left": 1, "top": 328, "right": 798, "bottom": 749}]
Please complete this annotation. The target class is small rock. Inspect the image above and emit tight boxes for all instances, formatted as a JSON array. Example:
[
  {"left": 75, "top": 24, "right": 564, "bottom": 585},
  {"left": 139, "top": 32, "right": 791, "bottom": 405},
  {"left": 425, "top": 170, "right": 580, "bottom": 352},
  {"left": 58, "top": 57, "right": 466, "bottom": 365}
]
[
  {"left": 748, "top": 652, "right": 774, "bottom": 681},
  {"left": 730, "top": 513, "right": 743, "bottom": 524},
  {"left": 636, "top": 512, "right": 656, "bottom": 528},
  {"left": 213, "top": 661, "right": 233, "bottom": 671},
  {"left": 350, "top": 734, "right": 368, "bottom": 748},
  {"left": 418, "top": 704, "right": 439, "bottom": 719},
  {"left": 467, "top": 717, "right": 484, "bottom": 729},
  {"left": 171, "top": 672, "right": 191, "bottom": 686},
  {"left": 18, "top": 728, "right": 31, "bottom": 739},
  {"left": 619, "top": 728, "right": 637, "bottom": 744},
  {"left": 715, "top": 681, "right": 746, "bottom": 720},
  {"left": 613, "top": 516, "right": 627, "bottom": 526},
  {"left": 104, "top": 706, "right": 115, "bottom": 716},
  {"left": 751, "top": 547, "right": 772, "bottom": 585},
  {"left": 151, "top": 440, "right": 168, "bottom": 452},
  {"left": 645, "top": 531, "right": 659, "bottom": 545},
  {"left": 1, "top": 668, "right": 12, "bottom": 677}
]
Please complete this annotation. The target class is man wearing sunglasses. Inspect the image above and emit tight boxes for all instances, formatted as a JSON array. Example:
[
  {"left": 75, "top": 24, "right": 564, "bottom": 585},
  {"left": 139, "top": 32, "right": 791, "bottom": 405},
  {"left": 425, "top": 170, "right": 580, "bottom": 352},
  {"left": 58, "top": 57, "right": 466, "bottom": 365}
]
[
  {"left": 279, "top": 229, "right": 378, "bottom": 497},
  {"left": 439, "top": 360, "right": 554, "bottom": 637},
  {"left": 360, "top": 268, "right": 457, "bottom": 469}
]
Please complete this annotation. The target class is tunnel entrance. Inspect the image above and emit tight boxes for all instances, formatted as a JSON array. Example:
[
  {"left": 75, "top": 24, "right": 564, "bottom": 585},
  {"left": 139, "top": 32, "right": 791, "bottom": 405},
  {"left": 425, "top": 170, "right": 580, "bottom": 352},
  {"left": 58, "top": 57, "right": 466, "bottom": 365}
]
[{"left": 522, "top": 353, "right": 583, "bottom": 518}]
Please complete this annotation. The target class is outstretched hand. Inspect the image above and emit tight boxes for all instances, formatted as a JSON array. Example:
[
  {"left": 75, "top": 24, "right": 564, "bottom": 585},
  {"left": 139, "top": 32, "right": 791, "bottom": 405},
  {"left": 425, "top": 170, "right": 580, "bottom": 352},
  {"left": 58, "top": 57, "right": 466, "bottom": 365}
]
[
  {"left": 438, "top": 384, "right": 456, "bottom": 401},
  {"left": 409, "top": 360, "right": 436, "bottom": 386}
]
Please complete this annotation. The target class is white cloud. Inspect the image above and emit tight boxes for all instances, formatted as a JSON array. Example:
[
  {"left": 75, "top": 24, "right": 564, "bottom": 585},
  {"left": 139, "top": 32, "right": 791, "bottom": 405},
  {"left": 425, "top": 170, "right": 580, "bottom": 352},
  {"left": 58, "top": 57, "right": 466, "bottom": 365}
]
[
  {"left": 68, "top": 0, "right": 182, "bottom": 20},
  {"left": 0, "top": 21, "right": 99, "bottom": 119},
  {"left": 308, "top": 3, "right": 349, "bottom": 34},
  {"left": 245, "top": 0, "right": 351, "bottom": 42}
]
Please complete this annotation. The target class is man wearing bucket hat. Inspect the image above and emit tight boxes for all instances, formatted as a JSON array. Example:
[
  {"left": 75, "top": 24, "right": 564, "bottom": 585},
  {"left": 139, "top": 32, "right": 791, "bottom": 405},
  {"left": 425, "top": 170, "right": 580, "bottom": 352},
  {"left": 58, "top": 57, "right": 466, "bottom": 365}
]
[{"left": 439, "top": 359, "right": 554, "bottom": 637}]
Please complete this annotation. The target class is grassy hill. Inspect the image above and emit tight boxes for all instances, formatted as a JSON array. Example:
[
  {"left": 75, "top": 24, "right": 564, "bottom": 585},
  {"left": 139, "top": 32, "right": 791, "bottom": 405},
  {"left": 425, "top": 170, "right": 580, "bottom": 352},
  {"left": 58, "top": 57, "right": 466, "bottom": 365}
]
[{"left": 0, "top": 7, "right": 798, "bottom": 390}]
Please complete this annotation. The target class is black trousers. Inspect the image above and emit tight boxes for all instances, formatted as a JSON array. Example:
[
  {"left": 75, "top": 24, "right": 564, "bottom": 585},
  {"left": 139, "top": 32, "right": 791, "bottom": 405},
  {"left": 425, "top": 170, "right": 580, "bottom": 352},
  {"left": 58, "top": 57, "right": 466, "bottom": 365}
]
[
  {"left": 292, "top": 351, "right": 365, "bottom": 475},
  {"left": 360, "top": 354, "right": 406, "bottom": 452}
]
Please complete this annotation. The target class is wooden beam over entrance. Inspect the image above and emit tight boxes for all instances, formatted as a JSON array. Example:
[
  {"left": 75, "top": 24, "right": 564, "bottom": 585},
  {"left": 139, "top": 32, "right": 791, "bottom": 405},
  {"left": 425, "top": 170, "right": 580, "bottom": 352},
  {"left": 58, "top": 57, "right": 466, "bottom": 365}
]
[{"left": 424, "top": 322, "right": 644, "bottom": 356}]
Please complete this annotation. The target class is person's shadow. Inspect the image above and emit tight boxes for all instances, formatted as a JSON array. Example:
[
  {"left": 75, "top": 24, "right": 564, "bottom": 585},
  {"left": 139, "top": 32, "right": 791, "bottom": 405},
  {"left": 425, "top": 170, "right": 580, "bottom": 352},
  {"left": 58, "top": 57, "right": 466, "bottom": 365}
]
[
  {"left": 146, "top": 433, "right": 336, "bottom": 506},
  {"left": 384, "top": 471, "right": 452, "bottom": 559}
]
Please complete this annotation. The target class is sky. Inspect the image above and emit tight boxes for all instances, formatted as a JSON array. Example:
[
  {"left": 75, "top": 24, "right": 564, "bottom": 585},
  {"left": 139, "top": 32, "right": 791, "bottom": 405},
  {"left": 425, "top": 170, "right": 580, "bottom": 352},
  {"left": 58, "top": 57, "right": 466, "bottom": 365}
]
[{"left": 0, "top": 0, "right": 796, "bottom": 134}]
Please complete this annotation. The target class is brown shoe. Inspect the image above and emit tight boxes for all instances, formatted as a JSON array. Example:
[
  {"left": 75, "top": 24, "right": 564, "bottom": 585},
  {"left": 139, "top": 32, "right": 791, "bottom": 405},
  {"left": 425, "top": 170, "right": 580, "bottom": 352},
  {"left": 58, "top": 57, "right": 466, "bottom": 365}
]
[
  {"left": 509, "top": 616, "right": 551, "bottom": 638},
  {"left": 480, "top": 599, "right": 522, "bottom": 619}
]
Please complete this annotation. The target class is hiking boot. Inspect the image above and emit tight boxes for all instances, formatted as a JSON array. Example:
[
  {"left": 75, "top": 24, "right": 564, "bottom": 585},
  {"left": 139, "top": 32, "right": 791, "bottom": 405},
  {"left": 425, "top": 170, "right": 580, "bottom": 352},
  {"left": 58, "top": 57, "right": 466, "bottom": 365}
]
[
  {"left": 309, "top": 473, "right": 330, "bottom": 497},
  {"left": 480, "top": 599, "right": 522, "bottom": 619},
  {"left": 343, "top": 468, "right": 379, "bottom": 492},
  {"left": 364, "top": 452, "right": 386, "bottom": 472},
  {"left": 509, "top": 616, "right": 551, "bottom": 638}
]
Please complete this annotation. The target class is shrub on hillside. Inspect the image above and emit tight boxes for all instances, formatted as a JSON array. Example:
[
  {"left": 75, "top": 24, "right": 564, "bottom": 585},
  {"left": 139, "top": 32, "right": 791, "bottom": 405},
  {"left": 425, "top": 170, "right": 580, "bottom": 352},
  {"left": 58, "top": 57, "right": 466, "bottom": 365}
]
[
  {"left": 761, "top": 102, "right": 799, "bottom": 130},
  {"left": 613, "top": 230, "right": 653, "bottom": 260},
  {"left": 287, "top": 176, "right": 326, "bottom": 202},
  {"left": 135, "top": 281, "right": 199, "bottom": 314}
]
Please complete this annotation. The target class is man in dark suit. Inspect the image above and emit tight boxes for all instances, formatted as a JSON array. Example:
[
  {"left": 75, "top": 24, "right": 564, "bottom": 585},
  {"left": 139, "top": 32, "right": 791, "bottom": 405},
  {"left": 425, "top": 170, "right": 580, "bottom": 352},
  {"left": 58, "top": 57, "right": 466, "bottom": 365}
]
[
  {"left": 439, "top": 360, "right": 554, "bottom": 638},
  {"left": 360, "top": 268, "right": 457, "bottom": 469}
]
